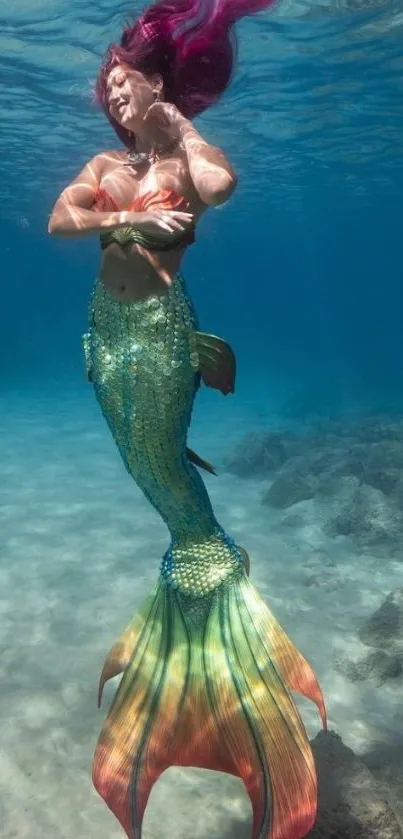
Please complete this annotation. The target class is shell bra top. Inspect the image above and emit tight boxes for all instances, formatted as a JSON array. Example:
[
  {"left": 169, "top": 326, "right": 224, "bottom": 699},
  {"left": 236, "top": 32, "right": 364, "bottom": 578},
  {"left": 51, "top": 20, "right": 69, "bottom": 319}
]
[{"left": 94, "top": 188, "right": 196, "bottom": 252}]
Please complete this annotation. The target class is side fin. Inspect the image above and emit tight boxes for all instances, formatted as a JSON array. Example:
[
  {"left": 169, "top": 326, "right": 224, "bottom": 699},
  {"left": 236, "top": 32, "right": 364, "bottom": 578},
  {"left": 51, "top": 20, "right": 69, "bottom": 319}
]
[
  {"left": 82, "top": 332, "right": 93, "bottom": 382},
  {"left": 186, "top": 447, "right": 216, "bottom": 475},
  {"left": 193, "top": 331, "right": 236, "bottom": 395}
]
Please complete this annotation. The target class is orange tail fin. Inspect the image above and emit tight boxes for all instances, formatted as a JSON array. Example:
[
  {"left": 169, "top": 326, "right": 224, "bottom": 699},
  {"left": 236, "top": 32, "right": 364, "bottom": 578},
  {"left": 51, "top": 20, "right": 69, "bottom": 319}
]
[{"left": 93, "top": 572, "right": 325, "bottom": 839}]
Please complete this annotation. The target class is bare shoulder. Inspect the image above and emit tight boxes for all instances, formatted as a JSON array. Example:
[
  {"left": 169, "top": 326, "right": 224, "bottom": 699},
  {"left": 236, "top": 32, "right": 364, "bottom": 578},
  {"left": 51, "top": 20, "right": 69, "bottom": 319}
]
[
  {"left": 99, "top": 149, "right": 126, "bottom": 170},
  {"left": 102, "top": 149, "right": 125, "bottom": 159},
  {"left": 82, "top": 149, "right": 124, "bottom": 177}
]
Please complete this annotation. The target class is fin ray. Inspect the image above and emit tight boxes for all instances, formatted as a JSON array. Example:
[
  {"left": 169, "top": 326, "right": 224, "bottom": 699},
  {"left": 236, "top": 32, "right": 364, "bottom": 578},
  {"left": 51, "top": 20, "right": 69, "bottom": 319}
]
[
  {"left": 97, "top": 584, "right": 161, "bottom": 708},
  {"left": 193, "top": 331, "right": 236, "bottom": 395},
  {"left": 93, "top": 575, "right": 325, "bottom": 839},
  {"left": 186, "top": 446, "right": 216, "bottom": 475}
]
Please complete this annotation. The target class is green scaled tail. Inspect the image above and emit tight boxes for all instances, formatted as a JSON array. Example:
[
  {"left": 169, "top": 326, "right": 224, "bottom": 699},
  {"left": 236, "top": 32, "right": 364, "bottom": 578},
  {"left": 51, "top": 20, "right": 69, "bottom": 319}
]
[{"left": 85, "top": 273, "right": 326, "bottom": 839}]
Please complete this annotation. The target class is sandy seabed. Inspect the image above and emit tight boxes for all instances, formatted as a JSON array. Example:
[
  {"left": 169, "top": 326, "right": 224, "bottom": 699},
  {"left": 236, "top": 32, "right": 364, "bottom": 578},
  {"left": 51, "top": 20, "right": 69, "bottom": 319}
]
[{"left": 1, "top": 383, "right": 402, "bottom": 838}]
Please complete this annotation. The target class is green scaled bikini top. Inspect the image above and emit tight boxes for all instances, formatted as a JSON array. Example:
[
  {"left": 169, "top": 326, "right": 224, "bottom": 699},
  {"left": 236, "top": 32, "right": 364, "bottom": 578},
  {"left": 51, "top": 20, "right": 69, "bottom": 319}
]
[
  {"left": 99, "top": 224, "right": 195, "bottom": 252},
  {"left": 94, "top": 187, "right": 195, "bottom": 253}
]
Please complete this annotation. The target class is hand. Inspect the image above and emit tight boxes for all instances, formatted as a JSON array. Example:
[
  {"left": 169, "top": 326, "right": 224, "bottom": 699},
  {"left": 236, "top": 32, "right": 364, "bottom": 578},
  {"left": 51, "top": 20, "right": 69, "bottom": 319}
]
[
  {"left": 142, "top": 101, "right": 186, "bottom": 144},
  {"left": 127, "top": 209, "right": 194, "bottom": 240}
]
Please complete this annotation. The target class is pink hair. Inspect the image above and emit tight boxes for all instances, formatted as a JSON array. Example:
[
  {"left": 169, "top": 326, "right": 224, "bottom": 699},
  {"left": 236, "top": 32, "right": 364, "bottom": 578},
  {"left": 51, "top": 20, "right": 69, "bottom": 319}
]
[{"left": 95, "top": 0, "right": 277, "bottom": 147}]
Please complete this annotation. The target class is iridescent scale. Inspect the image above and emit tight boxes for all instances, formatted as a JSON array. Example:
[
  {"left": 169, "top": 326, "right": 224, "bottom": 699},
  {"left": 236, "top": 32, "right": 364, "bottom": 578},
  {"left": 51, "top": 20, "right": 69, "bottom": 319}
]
[
  {"left": 87, "top": 273, "right": 326, "bottom": 839},
  {"left": 84, "top": 275, "right": 243, "bottom": 595}
]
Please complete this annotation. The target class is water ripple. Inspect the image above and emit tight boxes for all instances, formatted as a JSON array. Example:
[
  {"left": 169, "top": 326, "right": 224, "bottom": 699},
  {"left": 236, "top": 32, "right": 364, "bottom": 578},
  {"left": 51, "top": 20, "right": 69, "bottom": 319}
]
[{"left": 2, "top": 0, "right": 403, "bottom": 227}]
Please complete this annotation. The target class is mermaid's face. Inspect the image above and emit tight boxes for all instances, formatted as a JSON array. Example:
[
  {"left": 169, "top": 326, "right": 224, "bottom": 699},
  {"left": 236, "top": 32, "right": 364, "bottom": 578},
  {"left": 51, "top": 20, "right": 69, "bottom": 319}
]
[{"left": 107, "top": 65, "right": 159, "bottom": 128}]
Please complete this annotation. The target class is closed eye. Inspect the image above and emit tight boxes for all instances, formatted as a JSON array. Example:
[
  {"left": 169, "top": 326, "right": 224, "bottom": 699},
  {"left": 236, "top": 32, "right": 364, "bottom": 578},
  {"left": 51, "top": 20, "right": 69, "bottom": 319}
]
[{"left": 107, "top": 72, "right": 126, "bottom": 93}]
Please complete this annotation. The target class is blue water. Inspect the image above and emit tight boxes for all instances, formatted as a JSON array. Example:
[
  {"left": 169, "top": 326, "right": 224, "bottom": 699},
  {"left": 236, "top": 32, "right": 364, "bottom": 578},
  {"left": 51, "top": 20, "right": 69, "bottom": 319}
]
[
  {"left": 2, "top": 0, "right": 403, "bottom": 414},
  {"left": 2, "top": 3, "right": 403, "bottom": 837}
]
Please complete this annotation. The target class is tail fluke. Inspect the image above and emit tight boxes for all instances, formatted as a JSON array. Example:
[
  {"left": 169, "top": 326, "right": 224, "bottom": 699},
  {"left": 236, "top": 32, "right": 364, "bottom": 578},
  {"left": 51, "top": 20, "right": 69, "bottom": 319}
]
[{"left": 93, "top": 569, "right": 326, "bottom": 839}]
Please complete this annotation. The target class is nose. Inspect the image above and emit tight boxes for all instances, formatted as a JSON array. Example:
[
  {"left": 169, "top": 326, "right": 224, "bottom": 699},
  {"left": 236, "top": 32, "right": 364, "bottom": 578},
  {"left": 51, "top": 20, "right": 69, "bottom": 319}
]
[{"left": 110, "top": 94, "right": 123, "bottom": 111}]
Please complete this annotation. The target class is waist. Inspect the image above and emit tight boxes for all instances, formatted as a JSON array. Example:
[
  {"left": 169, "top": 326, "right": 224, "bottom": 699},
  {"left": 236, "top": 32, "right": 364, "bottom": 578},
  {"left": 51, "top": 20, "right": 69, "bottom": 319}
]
[
  {"left": 91, "top": 272, "right": 189, "bottom": 318},
  {"left": 100, "top": 225, "right": 195, "bottom": 252},
  {"left": 89, "top": 273, "right": 197, "bottom": 348}
]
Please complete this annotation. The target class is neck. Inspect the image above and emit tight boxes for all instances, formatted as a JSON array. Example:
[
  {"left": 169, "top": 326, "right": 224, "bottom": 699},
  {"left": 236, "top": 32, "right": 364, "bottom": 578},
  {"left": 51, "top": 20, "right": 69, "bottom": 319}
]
[
  {"left": 133, "top": 132, "right": 155, "bottom": 156},
  {"left": 130, "top": 124, "right": 168, "bottom": 156},
  {"left": 125, "top": 133, "right": 178, "bottom": 171}
]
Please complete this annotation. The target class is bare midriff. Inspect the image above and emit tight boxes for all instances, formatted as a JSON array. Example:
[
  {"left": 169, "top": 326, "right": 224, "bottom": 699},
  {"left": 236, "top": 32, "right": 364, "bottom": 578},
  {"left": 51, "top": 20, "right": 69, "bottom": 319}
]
[
  {"left": 100, "top": 241, "right": 184, "bottom": 303},
  {"left": 93, "top": 151, "right": 205, "bottom": 303}
]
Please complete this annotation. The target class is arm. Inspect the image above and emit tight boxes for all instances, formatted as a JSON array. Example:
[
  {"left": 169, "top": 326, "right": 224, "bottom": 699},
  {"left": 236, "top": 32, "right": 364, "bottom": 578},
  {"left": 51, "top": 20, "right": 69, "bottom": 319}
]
[
  {"left": 178, "top": 118, "right": 238, "bottom": 206},
  {"left": 48, "top": 153, "right": 131, "bottom": 238}
]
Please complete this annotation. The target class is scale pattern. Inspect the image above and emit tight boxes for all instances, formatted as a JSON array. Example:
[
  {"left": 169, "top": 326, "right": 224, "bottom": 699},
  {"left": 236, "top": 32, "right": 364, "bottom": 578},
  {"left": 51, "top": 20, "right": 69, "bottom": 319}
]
[{"left": 84, "top": 275, "right": 327, "bottom": 839}]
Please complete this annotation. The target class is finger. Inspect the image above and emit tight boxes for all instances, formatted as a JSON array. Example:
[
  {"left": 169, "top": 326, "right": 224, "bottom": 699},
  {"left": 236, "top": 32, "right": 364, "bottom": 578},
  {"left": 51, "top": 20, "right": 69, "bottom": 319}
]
[
  {"left": 154, "top": 209, "right": 193, "bottom": 221},
  {"left": 160, "top": 218, "right": 185, "bottom": 232},
  {"left": 156, "top": 212, "right": 185, "bottom": 231},
  {"left": 167, "top": 211, "right": 194, "bottom": 221},
  {"left": 143, "top": 105, "right": 169, "bottom": 126},
  {"left": 157, "top": 219, "right": 184, "bottom": 233},
  {"left": 142, "top": 104, "right": 157, "bottom": 122},
  {"left": 156, "top": 220, "right": 178, "bottom": 233},
  {"left": 159, "top": 212, "right": 193, "bottom": 226}
]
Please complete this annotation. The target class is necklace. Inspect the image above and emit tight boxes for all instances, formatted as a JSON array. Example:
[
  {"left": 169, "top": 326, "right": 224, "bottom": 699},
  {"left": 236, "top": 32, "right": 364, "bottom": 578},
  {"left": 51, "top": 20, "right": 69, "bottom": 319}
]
[{"left": 124, "top": 137, "right": 179, "bottom": 169}]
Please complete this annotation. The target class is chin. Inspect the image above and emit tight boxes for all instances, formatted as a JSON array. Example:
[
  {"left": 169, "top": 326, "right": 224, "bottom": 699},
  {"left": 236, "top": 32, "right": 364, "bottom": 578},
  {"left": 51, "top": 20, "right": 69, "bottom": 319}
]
[
  {"left": 117, "top": 114, "right": 134, "bottom": 132},
  {"left": 122, "top": 108, "right": 143, "bottom": 128}
]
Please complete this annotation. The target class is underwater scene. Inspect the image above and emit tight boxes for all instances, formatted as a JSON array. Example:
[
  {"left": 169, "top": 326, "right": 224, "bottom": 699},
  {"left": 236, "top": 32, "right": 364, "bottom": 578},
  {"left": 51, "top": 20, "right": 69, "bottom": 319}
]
[{"left": 2, "top": 0, "right": 403, "bottom": 837}]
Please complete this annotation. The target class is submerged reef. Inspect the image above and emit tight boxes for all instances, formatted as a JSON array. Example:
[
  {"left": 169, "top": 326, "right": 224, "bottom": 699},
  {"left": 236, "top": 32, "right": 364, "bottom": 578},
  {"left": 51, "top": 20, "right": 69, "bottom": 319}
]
[
  {"left": 224, "top": 416, "right": 403, "bottom": 836},
  {"left": 224, "top": 431, "right": 288, "bottom": 477},
  {"left": 225, "top": 414, "right": 403, "bottom": 557},
  {"left": 335, "top": 588, "right": 403, "bottom": 686},
  {"left": 311, "top": 730, "right": 403, "bottom": 838}
]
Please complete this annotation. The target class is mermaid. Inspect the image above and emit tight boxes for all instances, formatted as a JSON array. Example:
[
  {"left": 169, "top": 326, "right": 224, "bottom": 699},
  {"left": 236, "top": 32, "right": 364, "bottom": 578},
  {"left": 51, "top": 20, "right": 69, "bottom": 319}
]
[{"left": 48, "top": 0, "right": 327, "bottom": 836}]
